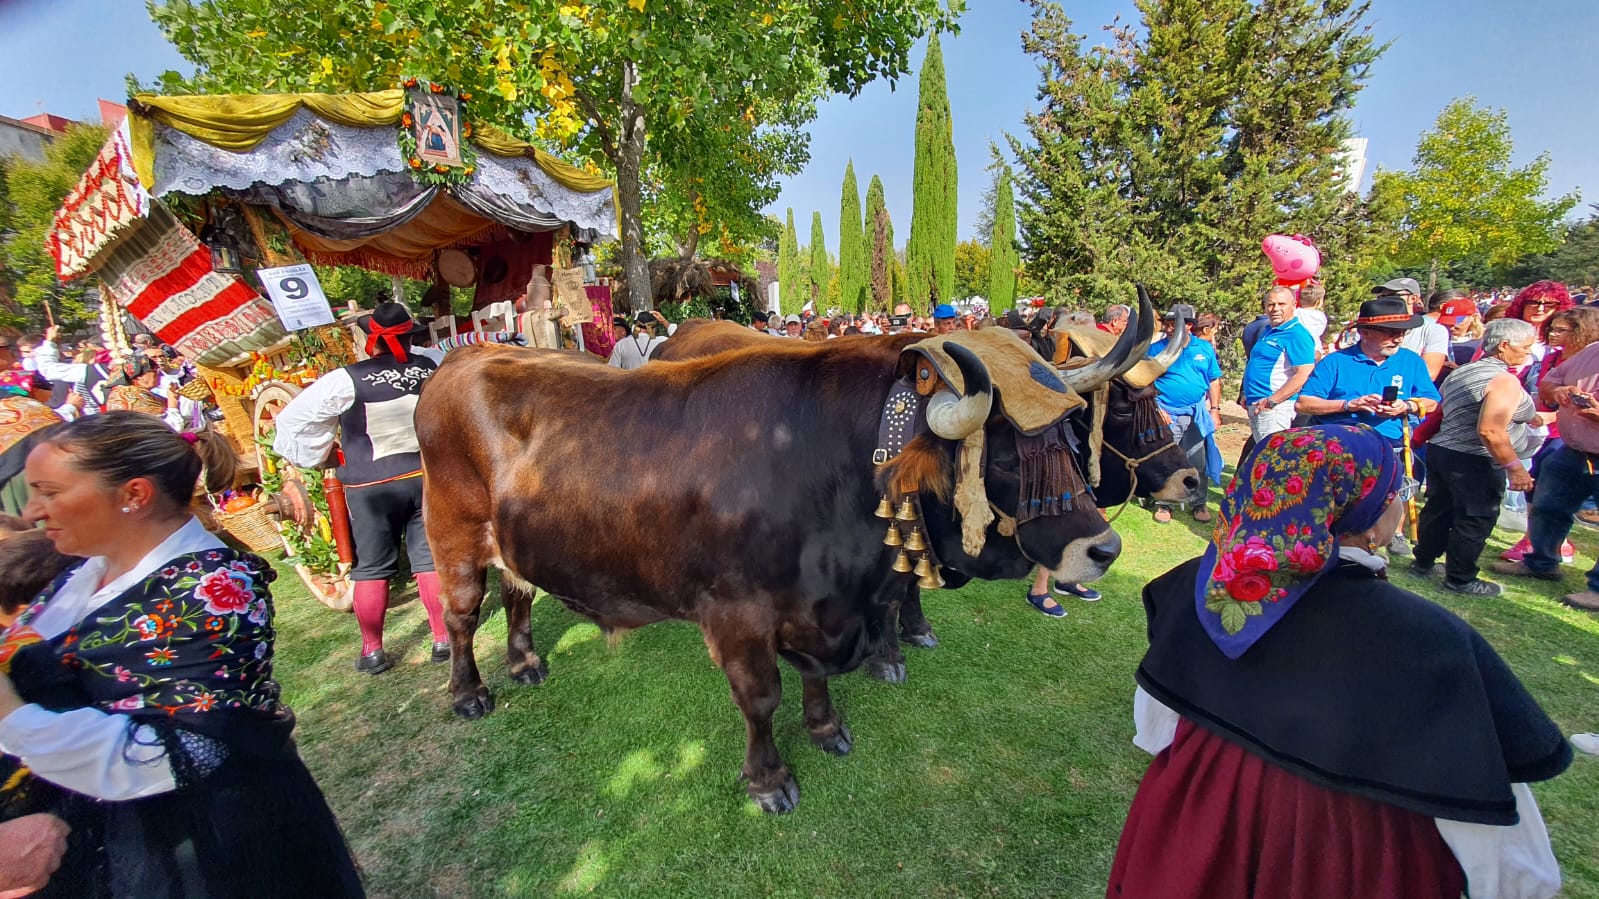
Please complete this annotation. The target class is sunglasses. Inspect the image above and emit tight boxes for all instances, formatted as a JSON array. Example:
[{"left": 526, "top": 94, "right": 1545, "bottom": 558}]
[{"left": 1524, "top": 300, "right": 1559, "bottom": 308}]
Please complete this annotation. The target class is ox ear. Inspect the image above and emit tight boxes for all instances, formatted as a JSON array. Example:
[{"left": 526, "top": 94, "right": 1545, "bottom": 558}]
[
  {"left": 926, "top": 343, "right": 994, "bottom": 440},
  {"left": 876, "top": 434, "right": 954, "bottom": 503}
]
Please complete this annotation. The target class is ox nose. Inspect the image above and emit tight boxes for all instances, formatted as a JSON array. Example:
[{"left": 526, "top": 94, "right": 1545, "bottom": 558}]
[
  {"left": 1087, "top": 530, "right": 1122, "bottom": 567},
  {"left": 1182, "top": 473, "right": 1201, "bottom": 494}
]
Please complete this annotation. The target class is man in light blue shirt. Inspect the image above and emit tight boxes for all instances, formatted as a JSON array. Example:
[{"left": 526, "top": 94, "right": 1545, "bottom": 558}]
[
  {"left": 1150, "top": 305, "right": 1223, "bottom": 523},
  {"left": 1296, "top": 296, "right": 1441, "bottom": 556},
  {"left": 1240, "top": 286, "right": 1317, "bottom": 442}
]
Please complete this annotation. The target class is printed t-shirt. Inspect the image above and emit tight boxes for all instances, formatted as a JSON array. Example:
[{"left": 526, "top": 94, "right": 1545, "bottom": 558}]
[{"left": 1241, "top": 319, "right": 1317, "bottom": 404}]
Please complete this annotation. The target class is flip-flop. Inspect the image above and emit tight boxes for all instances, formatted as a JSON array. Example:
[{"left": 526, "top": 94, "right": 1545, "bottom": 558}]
[{"left": 1026, "top": 592, "right": 1068, "bottom": 618}]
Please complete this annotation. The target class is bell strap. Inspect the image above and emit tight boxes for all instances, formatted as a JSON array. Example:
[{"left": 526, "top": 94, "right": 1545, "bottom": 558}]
[{"left": 873, "top": 378, "right": 927, "bottom": 465}]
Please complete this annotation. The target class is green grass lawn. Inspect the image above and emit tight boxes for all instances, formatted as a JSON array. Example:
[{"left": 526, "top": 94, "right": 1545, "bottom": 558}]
[{"left": 269, "top": 499, "right": 1599, "bottom": 898}]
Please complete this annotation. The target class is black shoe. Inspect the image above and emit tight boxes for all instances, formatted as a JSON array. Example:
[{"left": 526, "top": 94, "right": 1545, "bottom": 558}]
[
  {"left": 1444, "top": 579, "right": 1503, "bottom": 597},
  {"left": 430, "top": 641, "right": 451, "bottom": 663},
  {"left": 355, "top": 649, "right": 394, "bottom": 675},
  {"left": 1409, "top": 559, "right": 1443, "bottom": 577}
]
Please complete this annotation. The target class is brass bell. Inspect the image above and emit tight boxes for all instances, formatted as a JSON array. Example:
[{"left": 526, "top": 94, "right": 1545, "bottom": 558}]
[
  {"left": 895, "top": 498, "right": 918, "bottom": 522},
  {"left": 904, "top": 527, "right": 926, "bottom": 552},
  {"left": 892, "top": 550, "right": 914, "bottom": 573},
  {"left": 883, "top": 524, "right": 903, "bottom": 547},
  {"left": 918, "top": 567, "right": 943, "bottom": 590},
  {"left": 913, "top": 555, "right": 934, "bottom": 578},
  {"left": 874, "top": 495, "right": 895, "bottom": 519}
]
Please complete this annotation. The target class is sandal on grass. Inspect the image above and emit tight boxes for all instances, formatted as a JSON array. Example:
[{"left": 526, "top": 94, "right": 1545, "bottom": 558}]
[
  {"left": 1026, "top": 592, "right": 1068, "bottom": 618},
  {"left": 1153, "top": 507, "right": 1173, "bottom": 523},
  {"left": 1192, "top": 507, "right": 1213, "bottom": 523}
]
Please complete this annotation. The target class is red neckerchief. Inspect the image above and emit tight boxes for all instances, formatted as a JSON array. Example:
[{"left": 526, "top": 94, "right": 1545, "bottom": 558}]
[{"left": 365, "top": 321, "right": 412, "bottom": 362}]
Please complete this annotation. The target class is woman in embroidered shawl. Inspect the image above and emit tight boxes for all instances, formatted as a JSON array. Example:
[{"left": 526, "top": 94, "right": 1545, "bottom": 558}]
[
  {"left": 0, "top": 412, "right": 363, "bottom": 898},
  {"left": 1109, "top": 424, "right": 1571, "bottom": 899}
]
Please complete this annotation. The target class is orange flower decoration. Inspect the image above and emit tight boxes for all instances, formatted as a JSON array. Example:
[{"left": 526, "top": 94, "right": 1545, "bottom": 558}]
[
  {"left": 433, "top": 164, "right": 448, "bottom": 173},
  {"left": 462, "top": 122, "right": 473, "bottom": 137},
  {"left": 401, "top": 113, "right": 413, "bottom": 127},
  {"left": 430, "top": 83, "right": 445, "bottom": 93},
  {"left": 404, "top": 77, "right": 418, "bottom": 87},
  {"left": 459, "top": 91, "right": 473, "bottom": 101},
  {"left": 409, "top": 157, "right": 422, "bottom": 169}
]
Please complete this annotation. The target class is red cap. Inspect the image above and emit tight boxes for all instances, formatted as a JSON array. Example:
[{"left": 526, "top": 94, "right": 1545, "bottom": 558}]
[{"left": 1437, "top": 299, "right": 1478, "bottom": 325}]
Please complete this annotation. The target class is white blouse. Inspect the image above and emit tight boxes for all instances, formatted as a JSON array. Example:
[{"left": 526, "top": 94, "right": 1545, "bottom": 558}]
[{"left": 0, "top": 517, "right": 224, "bottom": 800}]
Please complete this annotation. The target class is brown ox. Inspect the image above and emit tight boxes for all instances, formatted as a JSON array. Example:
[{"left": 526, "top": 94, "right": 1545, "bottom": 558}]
[{"left": 416, "top": 334, "right": 1121, "bottom": 813}]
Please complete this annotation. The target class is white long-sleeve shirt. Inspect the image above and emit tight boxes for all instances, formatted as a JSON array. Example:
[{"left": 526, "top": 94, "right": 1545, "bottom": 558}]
[
  {"left": 270, "top": 348, "right": 443, "bottom": 470},
  {"left": 0, "top": 517, "right": 223, "bottom": 800}
]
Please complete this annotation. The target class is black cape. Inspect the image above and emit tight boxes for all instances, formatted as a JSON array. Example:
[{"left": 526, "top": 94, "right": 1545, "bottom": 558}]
[{"left": 1137, "top": 557, "right": 1571, "bottom": 826}]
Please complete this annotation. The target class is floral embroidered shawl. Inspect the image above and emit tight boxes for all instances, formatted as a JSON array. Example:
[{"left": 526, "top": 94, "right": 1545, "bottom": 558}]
[{"left": 1196, "top": 425, "right": 1400, "bottom": 659}]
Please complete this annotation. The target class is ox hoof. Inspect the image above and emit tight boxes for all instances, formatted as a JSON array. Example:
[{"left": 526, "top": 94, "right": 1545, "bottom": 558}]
[
  {"left": 747, "top": 774, "right": 800, "bottom": 814},
  {"left": 810, "top": 724, "right": 853, "bottom": 756},
  {"left": 452, "top": 688, "right": 496, "bottom": 720},
  {"left": 901, "top": 631, "right": 939, "bottom": 649},
  {"left": 510, "top": 661, "right": 549, "bottom": 686},
  {"left": 866, "top": 660, "right": 907, "bottom": 684}
]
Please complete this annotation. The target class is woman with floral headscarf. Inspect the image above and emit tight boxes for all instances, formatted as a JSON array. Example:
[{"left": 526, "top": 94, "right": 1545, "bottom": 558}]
[{"left": 1108, "top": 425, "right": 1571, "bottom": 899}]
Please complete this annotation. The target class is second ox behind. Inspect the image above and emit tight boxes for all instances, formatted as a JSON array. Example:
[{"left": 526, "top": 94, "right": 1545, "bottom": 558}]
[{"left": 416, "top": 325, "right": 1126, "bottom": 813}]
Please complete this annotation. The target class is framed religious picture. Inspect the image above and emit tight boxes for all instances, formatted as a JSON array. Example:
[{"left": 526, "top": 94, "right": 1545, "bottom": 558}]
[{"left": 410, "top": 88, "right": 464, "bottom": 168}]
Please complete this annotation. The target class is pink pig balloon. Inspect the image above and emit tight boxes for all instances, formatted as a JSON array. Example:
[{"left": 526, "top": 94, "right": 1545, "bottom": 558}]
[{"left": 1262, "top": 234, "right": 1321, "bottom": 285}]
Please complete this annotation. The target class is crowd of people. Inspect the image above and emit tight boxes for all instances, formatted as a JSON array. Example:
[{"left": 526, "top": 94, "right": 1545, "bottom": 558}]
[{"left": 0, "top": 275, "right": 1593, "bottom": 896}]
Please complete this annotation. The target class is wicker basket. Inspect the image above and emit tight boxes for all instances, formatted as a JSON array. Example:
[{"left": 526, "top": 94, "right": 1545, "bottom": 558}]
[
  {"left": 176, "top": 378, "right": 215, "bottom": 402},
  {"left": 213, "top": 502, "right": 283, "bottom": 554}
]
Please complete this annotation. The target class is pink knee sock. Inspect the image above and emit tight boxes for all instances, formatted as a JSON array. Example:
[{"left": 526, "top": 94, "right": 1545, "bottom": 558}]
[
  {"left": 352, "top": 580, "right": 389, "bottom": 655},
  {"left": 414, "top": 571, "right": 448, "bottom": 643}
]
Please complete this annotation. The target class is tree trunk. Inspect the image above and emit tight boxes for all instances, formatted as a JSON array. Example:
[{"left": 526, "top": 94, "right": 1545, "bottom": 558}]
[
  {"left": 1427, "top": 257, "right": 1439, "bottom": 294},
  {"left": 612, "top": 59, "right": 652, "bottom": 312}
]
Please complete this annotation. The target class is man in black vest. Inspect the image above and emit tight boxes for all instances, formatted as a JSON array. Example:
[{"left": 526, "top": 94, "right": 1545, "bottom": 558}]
[{"left": 272, "top": 302, "right": 449, "bottom": 674}]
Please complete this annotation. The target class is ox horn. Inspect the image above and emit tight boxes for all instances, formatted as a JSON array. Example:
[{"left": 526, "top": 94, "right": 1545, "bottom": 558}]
[
  {"left": 1147, "top": 301, "right": 1191, "bottom": 374},
  {"left": 926, "top": 343, "right": 994, "bottom": 440},
  {"left": 1060, "top": 284, "right": 1156, "bottom": 392}
]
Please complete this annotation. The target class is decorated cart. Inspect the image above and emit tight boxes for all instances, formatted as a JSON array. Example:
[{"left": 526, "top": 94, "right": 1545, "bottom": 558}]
[{"left": 46, "top": 83, "right": 617, "bottom": 609}]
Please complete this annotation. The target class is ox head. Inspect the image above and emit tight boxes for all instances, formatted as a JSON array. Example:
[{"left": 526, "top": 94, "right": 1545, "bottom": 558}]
[
  {"left": 1051, "top": 288, "right": 1200, "bottom": 507},
  {"left": 878, "top": 326, "right": 1128, "bottom": 586}
]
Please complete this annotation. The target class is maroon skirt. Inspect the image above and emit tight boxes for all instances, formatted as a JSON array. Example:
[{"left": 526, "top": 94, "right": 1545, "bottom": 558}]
[{"left": 1107, "top": 718, "right": 1466, "bottom": 899}]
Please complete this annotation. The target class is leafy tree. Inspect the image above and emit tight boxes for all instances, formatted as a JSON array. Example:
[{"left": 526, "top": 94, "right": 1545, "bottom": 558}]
[
  {"left": 1372, "top": 97, "right": 1578, "bottom": 292},
  {"left": 808, "top": 212, "right": 830, "bottom": 306},
  {"left": 865, "top": 174, "right": 894, "bottom": 311},
  {"left": 778, "top": 208, "right": 804, "bottom": 315},
  {"left": 147, "top": 0, "right": 961, "bottom": 310},
  {"left": 837, "top": 161, "right": 867, "bottom": 313},
  {"left": 1010, "top": 0, "right": 1384, "bottom": 323},
  {"left": 952, "top": 240, "right": 990, "bottom": 301},
  {"left": 988, "top": 162, "right": 1019, "bottom": 312},
  {"left": 1548, "top": 212, "right": 1599, "bottom": 289},
  {"left": 0, "top": 124, "right": 109, "bottom": 333},
  {"left": 905, "top": 33, "right": 957, "bottom": 312}
]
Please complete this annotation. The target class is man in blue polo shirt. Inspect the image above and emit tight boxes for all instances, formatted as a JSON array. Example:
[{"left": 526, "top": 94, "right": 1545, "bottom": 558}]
[
  {"left": 1296, "top": 295, "right": 1440, "bottom": 555},
  {"left": 1240, "top": 286, "right": 1317, "bottom": 444},
  {"left": 1149, "top": 304, "right": 1223, "bottom": 523}
]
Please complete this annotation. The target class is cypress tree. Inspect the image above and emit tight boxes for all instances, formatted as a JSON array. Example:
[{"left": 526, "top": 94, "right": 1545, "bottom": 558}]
[
  {"left": 778, "top": 208, "right": 803, "bottom": 315},
  {"left": 905, "top": 33, "right": 957, "bottom": 312},
  {"left": 808, "top": 211, "right": 831, "bottom": 308},
  {"left": 988, "top": 164, "right": 1019, "bottom": 312},
  {"left": 865, "top": 174, "right": 894, "bottom": 310},
  {"left": 837, "top": 161, "right": 867, "bottom": 314}
]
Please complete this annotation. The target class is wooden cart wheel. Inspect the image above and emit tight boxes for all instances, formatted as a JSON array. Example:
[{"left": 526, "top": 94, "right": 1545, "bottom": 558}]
[{"left": 250, "top": 380, "right": 355, "bottom": 613}]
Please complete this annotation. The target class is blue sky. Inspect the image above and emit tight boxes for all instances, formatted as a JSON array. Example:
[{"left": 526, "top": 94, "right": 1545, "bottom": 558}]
[{"left": 3, "top": 0, "right": 1594, "bottom": 255}]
